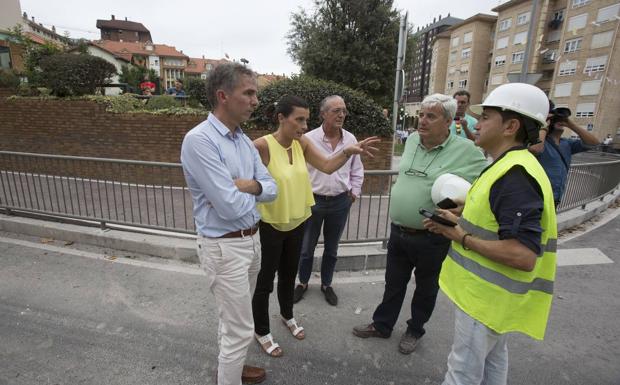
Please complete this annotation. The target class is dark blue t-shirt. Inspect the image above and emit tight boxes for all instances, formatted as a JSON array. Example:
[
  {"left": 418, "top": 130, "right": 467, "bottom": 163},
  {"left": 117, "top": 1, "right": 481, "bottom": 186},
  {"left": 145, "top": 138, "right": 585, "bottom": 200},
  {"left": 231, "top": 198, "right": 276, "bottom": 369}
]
[{"left": 536, "top": 138, "right": 587, "bottom": 203}]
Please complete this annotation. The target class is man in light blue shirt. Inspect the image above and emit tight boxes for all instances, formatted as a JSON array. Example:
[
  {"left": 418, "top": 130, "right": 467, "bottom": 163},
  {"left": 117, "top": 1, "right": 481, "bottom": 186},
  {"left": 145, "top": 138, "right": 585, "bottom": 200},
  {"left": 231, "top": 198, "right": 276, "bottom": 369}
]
[
  {"left": 449, "top": 90, "right": 477, "bottom": 141},
  {"left": 181, "top": 63, "right": 276, "bottom": 385}
]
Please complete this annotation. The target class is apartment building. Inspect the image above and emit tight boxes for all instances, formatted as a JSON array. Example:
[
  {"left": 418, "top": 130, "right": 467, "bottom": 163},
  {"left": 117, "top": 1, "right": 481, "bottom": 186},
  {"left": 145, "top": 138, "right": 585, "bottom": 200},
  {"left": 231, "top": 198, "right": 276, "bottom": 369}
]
[
  {"left": 550, "top": 0, "right": 620, "bottom": 138},
  {"left": 406, "top": 14, "right": 463, "bottom": 104},
  {"left": 442, "top": 14, "right": 497, "bottom": 104},
  {"left": 428, "top": 32, "right": 450, "bottom": 95}
]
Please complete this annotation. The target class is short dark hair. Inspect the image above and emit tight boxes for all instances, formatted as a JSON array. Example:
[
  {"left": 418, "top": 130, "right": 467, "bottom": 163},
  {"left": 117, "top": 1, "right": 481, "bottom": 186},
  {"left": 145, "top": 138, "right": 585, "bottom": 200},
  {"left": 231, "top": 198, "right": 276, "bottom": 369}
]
[
  {"left": 453, "top": 90, "right": 471, "bottom": 101},
  {"left": 266, "top": 95, "right": 309, "bottom": 124},
  {"left": 175, "top": 78, "right": 183, "bottom": 85},
  {"left": 205, "top": 63, "right": 255, "bottom": 107},
  {"left": 487, "top": 107, "right": 535, "bottom": 144}
]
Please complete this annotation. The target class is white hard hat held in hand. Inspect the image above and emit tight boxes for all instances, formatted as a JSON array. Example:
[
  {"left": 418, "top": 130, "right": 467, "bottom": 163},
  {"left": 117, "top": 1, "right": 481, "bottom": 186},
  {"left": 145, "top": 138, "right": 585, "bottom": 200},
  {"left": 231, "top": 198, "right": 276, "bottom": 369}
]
[{"left": 431, "top": 173, "right": 472, "bottom": 206}]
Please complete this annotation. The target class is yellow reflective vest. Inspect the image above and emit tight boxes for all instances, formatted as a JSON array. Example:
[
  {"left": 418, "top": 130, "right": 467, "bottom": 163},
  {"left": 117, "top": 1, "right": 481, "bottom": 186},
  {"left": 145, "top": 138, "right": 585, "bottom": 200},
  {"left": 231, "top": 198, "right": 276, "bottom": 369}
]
[{"left": 439, "top": 149, "right": 557, "bottom": 340}]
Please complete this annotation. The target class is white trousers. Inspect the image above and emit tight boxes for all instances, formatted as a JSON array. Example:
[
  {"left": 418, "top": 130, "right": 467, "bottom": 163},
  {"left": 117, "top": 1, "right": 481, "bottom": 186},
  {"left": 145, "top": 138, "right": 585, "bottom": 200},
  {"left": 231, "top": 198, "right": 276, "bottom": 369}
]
[
  {"left": 442, "top": 306, "right": 509, "bottom": 385},
  {"left": 197, "top": 233, "right": 261, "bottom": 385}
]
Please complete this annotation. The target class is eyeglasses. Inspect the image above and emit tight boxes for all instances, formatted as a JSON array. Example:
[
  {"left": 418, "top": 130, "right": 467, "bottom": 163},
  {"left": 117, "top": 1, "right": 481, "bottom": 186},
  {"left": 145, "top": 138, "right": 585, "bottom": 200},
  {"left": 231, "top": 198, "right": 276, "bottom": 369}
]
[
  {"left": 329, "top": 108, "right": 348, "bottom": 116},
  {"left": 404, "top": 144, "right": 442, "bottom": 178}
]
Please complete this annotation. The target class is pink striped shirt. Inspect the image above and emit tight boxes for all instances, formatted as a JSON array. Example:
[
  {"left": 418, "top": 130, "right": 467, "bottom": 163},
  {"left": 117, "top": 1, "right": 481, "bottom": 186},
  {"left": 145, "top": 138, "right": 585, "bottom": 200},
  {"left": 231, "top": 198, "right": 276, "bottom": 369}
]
[{"left": 304, "top": 126, "right": 364, "bottom": 197}]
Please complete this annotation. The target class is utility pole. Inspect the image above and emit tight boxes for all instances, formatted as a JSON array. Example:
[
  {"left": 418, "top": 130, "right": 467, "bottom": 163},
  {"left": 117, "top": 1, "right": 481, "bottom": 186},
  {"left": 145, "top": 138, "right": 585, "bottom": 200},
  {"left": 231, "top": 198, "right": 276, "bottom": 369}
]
[{"left": 392, "top": 12, "right": 408, "bottom": 134}]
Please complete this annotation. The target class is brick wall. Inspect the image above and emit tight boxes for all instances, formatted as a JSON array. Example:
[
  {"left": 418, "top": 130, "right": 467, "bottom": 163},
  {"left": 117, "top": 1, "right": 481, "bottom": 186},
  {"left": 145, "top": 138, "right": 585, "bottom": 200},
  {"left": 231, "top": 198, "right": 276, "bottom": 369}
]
[{"left": 0, "top": 97, "right": 393, "bottom": 191}]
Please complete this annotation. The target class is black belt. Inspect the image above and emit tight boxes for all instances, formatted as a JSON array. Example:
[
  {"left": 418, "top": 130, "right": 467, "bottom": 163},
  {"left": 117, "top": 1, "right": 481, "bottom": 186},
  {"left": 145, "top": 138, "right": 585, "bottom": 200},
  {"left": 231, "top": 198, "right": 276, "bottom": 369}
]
[
  {"left": 313, "top": 192, "right": 348, "bottom": 200},
  {"left": 392, "top": 223, "right": 428, "bottom": 235}
]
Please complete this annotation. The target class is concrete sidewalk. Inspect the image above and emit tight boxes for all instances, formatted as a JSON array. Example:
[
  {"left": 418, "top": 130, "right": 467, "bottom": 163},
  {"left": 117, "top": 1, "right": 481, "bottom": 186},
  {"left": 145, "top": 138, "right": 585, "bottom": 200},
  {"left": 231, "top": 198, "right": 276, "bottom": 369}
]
[{"left": 1, "top": 189, "right": 618, "bottom": 271}]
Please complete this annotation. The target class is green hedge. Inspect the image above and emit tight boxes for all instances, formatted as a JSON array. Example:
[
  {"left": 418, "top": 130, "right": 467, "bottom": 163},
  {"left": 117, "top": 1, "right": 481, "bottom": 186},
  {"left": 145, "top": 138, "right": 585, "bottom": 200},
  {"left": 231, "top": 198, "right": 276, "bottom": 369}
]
[
  {"left": 39, "top": 53, "right": 116, "bottom": 96},
  {"left": 250, "top": 76, "right": 391, "bottom": 137},
  {"left": 0, "top": 69, "right": 20, "bottom": 89},
  {"left": 185, "top": 77, "right": 210, "bottom": 109}
]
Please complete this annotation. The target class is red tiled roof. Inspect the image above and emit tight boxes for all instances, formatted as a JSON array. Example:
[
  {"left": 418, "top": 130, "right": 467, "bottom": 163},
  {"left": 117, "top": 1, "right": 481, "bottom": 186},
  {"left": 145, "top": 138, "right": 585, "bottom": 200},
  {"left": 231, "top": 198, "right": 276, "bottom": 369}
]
[
  {"left": 24, "top": 32, "right": 63, "bottom": 48},
  {"left": 96, "top": 19, "right": 150, "bottom": 33},
  {"left": 186, "top": 57, "right": 230, "bottom": 74},
  {"left": 92, "top": 40, "right": 188, "bottom": 59}
]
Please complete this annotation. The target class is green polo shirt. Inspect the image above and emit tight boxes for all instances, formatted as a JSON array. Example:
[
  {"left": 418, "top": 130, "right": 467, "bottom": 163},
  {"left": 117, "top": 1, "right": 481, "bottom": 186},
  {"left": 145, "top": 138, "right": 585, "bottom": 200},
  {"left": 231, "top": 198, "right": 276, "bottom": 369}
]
[{"left": 390, "top": 133, "right": 488, "bottom": 229}]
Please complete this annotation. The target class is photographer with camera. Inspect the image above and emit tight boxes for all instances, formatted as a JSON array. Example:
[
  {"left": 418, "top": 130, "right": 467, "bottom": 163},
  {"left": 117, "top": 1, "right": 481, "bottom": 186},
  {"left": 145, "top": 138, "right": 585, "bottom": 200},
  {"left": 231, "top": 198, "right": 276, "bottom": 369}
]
[{"left": 529, "top": 101, "right": 598, "bottom": 206}]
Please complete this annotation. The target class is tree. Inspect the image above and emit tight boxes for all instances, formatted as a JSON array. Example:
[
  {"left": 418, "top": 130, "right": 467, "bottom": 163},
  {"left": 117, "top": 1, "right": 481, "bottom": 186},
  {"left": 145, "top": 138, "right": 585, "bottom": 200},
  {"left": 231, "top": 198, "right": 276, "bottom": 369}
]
[
  {"left": 119, "top": 65, "right": 158, "bottom": 94},
  {"left": 287, "top": 0, "right": 401, "bottom": 107}
]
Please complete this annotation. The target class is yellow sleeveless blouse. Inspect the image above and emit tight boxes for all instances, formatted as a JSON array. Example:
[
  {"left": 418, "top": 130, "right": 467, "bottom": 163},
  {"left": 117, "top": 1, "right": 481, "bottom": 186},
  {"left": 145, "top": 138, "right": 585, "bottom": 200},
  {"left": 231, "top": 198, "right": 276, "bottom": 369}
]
[{"left": 258, "top": 134, "right": 315, "bottom": 231}]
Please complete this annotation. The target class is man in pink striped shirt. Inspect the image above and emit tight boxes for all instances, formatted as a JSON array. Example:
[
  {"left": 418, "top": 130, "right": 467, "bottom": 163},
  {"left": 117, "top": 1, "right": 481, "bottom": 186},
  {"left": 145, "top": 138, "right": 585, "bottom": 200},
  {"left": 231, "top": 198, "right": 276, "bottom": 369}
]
[{"left": 294, "top": 95, "right": 364, "bottom": 306}]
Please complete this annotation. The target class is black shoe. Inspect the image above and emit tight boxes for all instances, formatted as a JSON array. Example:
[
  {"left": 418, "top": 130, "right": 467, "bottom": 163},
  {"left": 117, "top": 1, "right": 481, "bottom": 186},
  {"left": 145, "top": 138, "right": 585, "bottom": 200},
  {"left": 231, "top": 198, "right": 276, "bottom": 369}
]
[
  {"left": 321, "top": 286, "right": 338, "bottom": 306},
  {"left": 398, "top": 331, "right": 420, "bottom": 354},
  {"left": 352, "top": 323, "right": 390, "bottom": 339},
  {"left": 293, "top": 284, "right": 307, "bottom": 303}
]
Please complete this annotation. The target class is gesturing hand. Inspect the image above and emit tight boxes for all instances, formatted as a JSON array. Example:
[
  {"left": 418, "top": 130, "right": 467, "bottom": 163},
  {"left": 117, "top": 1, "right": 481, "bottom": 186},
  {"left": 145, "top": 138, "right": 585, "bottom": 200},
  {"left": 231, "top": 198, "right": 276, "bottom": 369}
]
[{"left": 346, "top": 136, "right": 381, "bottom": 157}]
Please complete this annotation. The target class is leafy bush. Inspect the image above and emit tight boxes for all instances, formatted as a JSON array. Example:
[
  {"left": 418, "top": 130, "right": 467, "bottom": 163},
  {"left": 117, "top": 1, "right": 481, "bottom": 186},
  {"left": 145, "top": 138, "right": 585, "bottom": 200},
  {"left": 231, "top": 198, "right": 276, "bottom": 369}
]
[
  {"left": 251, "top": 76, "right": 391, "bottom": 137},
  {"left": 144, "top": 95, "right": 181, "bottom": 110},
  {"left": 39, "top": 53, "right": 116, "bottom": 96},
  {"left": 0, "top": 69, "right": 20, "bottom": 88},
  {"left": 185, "top": 77, "right": 210, "bottom": 109}
]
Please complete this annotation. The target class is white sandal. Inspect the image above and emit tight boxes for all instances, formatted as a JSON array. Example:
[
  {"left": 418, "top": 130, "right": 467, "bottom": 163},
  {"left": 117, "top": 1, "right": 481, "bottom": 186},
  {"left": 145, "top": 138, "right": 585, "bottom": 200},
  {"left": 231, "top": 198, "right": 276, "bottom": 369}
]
[
  {"left": 282, "top": 317, "right": 305, "bottom": 340},
  {"left": 255, "top": 333, "right": 283, "bottom": 357}
]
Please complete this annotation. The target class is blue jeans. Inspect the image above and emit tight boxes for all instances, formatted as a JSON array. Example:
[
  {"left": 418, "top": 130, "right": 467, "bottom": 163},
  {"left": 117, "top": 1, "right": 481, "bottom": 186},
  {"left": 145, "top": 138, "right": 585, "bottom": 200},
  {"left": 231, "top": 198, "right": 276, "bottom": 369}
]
[
  {"left": 298, "top": 192, "right": 352, "bottom": 287},
  {"left": 442, "top": 306, "right": 509, "bottom": 385}
]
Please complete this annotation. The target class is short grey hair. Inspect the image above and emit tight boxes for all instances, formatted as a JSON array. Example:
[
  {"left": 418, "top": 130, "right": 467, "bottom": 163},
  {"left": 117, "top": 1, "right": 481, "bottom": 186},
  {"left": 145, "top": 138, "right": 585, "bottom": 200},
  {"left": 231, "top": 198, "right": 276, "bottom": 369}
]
[
  {"left": 205, "top": 63, "right": 256, "bottom": 107},
  {"left": 421, "top": 93, "right": 457, "bottom": 121},
  {"left": 319, "top": 95, "right": 344, "bottom": 114}
]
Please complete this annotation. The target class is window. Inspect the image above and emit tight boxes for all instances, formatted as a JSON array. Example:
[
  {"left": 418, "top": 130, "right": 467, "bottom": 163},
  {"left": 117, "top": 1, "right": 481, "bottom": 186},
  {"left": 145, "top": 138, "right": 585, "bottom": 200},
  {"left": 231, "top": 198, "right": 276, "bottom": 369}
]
[
  {"left": 496, "top": 37, "right": 509, "bottom": 49},
  {"left": 564, "top": 37, "right": 583, "bottom": 52},
  {"left": 575, "top": 103, "right": 595, "bottom": 117},
  {"left": 459, "top": 79, "right": 468, "bottom": 88},
  {"left": 554, "top": 82, "right": 573, "bottom": 97},
  {"left": 491, "top": 75, "right": 503, "bottom": 85},
  {"left": 449, "top": 50, "right": 457, "bottom": 62},
  {"left": 0, "top": 46, "right": 10, "bottom": 69},
  {"left": 460, "top": 65, "right": 469, "bottom": 74},
  {"left": 584, "top": 55, "right": 608, "bottom": 73},
  {"left": 499, "top": 18, "right": 512, "bottom": 31},
  {"left": 591, "top": 30, "right": 614, "bottom": 48},
  {"left": 495, "top": 55, "right": 506, "bottom": 67},
  {"left": 558, "top": 60, "right": 578, "bottom": 76},
  {"left": 463, "top": 31, "right": 473, "bottom": 44},
  {"left": 568, "top": 13, "right": 588, "bottom": 31},
  {"left": 543, "top": 49, "right": 558, "bottom": 63},
  {"left": 163, "top": 58, "right": 184, "bottom": 66},
  {"left": 597, "top": 3, "right": 620, "bottom": 23},
  {"left": 513, "top": 31, "right": 527, "bottom": 45},
  {"left": 512, "top": 51, "right": 525, "bottom": 63},
  {"left": 164, "top": 69, "right": 184, "bottom": 88},
  {"left": 546, "top": 30, "right": 562, "bottom": 42},
  {"left": 451, "top": 36, "right": 460, "bottom": 47},
  {"left": 553, "top": 9, "right": 565, "bottom": 21},
  {"left": 461, "top": 48, "right": 471, "bottom": 59},
  {"left": 447, "top": 80, "right": 454, "bottom": 89},
  {"left": 517, "top": 12, "right": 530, "bottom": 25},
  {"left": 572, "top": 0, "right": 590, "bottom": 8},
  {"left": 580, "top": 79, "right": 602, "bottom": 95}
]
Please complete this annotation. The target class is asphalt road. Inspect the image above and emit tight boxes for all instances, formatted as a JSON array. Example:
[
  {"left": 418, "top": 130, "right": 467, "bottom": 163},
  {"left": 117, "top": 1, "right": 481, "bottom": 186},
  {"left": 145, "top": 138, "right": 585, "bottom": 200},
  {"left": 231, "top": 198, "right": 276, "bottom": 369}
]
[{"left": 0, "top": 213, "right": 619, "bottom": 385}]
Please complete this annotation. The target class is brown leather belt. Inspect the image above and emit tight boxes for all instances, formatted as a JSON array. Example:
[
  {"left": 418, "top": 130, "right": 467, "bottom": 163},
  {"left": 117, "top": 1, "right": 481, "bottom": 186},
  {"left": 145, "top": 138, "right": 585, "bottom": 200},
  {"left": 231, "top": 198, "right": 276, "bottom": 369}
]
[{"left": 218, "top": 225, "right": 259, "bottom": 238}]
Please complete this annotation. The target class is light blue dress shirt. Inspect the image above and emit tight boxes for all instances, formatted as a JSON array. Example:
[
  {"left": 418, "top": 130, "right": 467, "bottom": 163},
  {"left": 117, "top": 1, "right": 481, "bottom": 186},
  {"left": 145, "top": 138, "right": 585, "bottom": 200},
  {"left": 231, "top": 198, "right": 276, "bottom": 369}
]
[{"left": 181, "top": 114, "right": 277, "bottom": 237}]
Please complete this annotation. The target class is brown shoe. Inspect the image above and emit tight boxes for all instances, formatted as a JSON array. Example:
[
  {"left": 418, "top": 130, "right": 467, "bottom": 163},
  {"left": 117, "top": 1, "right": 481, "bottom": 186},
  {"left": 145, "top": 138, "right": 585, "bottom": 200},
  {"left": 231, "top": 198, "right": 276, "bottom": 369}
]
[
  {"left": 215, "top": 365, "right": 266, "bottom": 384},
  {"left": 241, "top": 365, "right": 266, "bottom": 384},
  {"left": 352, "top": 323, "right": 390, "bottom": 338}
]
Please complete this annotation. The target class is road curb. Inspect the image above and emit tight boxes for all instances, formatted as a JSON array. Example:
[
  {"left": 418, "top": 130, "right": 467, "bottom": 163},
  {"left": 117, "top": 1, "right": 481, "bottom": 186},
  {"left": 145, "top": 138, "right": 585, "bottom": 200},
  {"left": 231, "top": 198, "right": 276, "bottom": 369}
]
[{"left": 1, "top": 189, "right": 618, "bottom": 271}]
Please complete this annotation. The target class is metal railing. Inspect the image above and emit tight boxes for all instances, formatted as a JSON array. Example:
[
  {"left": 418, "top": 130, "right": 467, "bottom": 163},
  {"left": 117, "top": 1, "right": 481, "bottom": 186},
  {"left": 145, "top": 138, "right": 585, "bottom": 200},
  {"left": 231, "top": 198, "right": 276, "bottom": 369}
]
[{"left": 1, "top": 150, "right": 619, "bottom": 243}]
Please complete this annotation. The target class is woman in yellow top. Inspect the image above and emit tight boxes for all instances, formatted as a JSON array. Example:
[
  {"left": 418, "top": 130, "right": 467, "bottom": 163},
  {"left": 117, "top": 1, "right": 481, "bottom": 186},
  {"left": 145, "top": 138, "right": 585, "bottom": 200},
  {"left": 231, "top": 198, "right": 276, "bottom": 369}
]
[{"left": 252, "top": 95, "right": 379, "bottom": 357}]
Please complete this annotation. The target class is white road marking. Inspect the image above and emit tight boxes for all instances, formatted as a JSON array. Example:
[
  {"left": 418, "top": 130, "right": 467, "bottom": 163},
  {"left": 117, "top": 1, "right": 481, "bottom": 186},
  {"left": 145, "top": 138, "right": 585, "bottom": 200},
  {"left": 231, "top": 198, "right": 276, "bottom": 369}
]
[
  {"left": 556, "top": 248, "right": 614, "bottom": 266},
  {"left": 0, "top": 241, "right": 614, "bottom": 282},
  {"left": 0, "top": 236, "right": 205, "bottom": 276}
]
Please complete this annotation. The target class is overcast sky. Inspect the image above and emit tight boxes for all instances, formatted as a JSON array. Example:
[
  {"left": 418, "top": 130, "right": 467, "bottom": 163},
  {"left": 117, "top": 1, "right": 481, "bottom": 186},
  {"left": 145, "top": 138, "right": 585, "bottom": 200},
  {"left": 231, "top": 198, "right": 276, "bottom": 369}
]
[{"left": 19, "top": 0, "right": 505, "bottom": 75}]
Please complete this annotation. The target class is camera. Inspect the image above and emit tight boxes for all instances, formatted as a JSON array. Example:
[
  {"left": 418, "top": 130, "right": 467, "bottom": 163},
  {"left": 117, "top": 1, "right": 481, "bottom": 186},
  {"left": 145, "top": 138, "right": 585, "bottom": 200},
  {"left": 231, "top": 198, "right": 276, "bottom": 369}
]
[{"left": 548, "top": 101, "right": 571, "bottom": 133}]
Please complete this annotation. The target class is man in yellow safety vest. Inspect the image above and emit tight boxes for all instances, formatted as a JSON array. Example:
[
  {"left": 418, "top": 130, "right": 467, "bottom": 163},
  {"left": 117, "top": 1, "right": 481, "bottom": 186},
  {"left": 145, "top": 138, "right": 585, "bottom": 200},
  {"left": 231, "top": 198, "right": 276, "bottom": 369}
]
[{"left": 423, "top": 83, "right": 557, "bottom": 385}]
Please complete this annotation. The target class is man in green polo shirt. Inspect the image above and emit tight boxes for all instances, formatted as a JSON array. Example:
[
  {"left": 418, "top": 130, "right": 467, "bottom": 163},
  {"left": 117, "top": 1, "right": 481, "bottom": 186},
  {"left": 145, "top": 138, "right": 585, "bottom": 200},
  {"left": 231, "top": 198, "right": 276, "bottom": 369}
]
[{"left": 352, "top": 93, "right": 487, "bottom": 354}]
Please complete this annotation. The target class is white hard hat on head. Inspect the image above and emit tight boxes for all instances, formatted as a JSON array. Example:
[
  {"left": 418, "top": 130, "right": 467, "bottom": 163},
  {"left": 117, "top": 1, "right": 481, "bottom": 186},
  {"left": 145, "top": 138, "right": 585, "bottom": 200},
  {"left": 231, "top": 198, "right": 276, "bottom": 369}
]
[
  {"left": 431, "top": 173, "right": 472, "bottom": 206},
  {"left": 470, "top": 83, "right": 549, "bottom": 128}
]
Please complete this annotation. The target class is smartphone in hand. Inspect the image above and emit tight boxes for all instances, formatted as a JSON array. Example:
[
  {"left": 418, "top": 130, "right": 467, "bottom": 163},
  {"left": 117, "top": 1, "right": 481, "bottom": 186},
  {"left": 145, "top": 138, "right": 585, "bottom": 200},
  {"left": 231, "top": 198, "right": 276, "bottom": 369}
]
[
  {"left": 436, "top": 198, "right": 458, "bottom": 210},
  {"left": 419, "top": 208, "right": 457, "bottom": 227}
]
